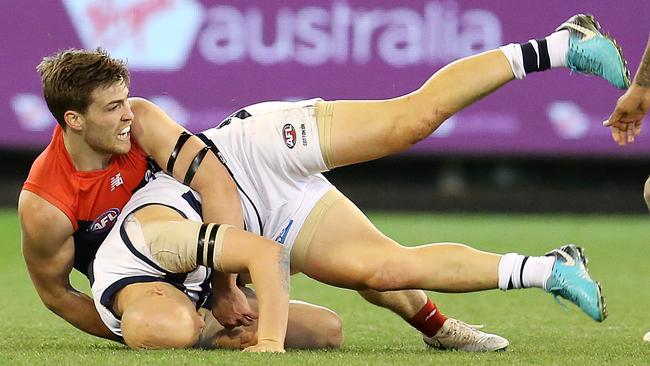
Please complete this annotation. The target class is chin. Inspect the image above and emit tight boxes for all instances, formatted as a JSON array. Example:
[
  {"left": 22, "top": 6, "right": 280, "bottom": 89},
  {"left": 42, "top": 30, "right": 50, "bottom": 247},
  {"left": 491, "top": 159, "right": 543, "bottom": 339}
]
[{"left": 113, "top": 141, "right": 132, "bottom": 155}]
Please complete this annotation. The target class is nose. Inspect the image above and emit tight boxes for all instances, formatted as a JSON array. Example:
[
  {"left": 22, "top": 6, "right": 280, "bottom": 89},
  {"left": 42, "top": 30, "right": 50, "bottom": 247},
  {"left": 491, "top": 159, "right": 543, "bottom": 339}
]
[{"left": 123, "top": 103, "right": 135, "bottom": 121}]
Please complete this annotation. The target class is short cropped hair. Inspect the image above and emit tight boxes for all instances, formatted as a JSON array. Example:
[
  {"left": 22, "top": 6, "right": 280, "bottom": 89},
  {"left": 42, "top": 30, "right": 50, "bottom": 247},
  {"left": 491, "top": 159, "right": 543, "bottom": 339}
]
[{"left": 37, "top": 48, "right": 130, "bottom": 129}]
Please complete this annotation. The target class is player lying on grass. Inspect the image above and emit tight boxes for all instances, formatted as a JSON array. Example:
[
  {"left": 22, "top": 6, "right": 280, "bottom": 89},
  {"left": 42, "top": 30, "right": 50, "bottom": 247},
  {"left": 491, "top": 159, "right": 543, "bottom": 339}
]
[
  {"left": 90, "top": 13, "right": 625, "bottom": 351},
  {"left": 19, "top": 49, "right": 343, "bottom": 350}
]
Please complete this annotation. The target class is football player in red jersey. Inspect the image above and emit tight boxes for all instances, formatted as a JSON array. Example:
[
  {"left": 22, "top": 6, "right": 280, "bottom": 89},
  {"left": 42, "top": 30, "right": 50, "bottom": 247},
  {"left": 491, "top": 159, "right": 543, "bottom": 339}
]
[{"left": 19, "top": 48, "right": 341, "bottom": 351}]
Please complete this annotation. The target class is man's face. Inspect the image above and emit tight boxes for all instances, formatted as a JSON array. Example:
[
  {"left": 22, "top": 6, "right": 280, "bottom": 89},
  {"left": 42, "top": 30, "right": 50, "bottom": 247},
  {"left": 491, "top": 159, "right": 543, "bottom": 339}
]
[{"left": 80, "top": 82, "right": 133, "bottom": 155}]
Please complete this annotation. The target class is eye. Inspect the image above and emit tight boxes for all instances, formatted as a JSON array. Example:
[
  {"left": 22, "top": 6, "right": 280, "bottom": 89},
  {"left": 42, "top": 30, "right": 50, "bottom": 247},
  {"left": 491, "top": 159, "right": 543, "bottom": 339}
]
[{"left": 109, "top": 103, "right": 120, "bottom": 111}]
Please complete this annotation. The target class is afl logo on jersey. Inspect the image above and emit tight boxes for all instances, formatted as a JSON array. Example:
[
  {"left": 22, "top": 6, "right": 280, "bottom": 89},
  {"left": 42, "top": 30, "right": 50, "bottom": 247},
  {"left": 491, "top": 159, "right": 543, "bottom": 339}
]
[
  {"left": 282, "top": 124, "right": 296, "bottom": 149},
  {"left": 88, "top": 208, "right": 121, "bottom": 233}
]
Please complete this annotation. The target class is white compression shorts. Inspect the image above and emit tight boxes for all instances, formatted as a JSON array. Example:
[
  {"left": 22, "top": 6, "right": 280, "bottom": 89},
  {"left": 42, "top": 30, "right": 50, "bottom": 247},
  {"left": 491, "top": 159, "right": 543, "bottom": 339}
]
[{"left": 197, "top": 98, "right": 334, "bottom": 249}]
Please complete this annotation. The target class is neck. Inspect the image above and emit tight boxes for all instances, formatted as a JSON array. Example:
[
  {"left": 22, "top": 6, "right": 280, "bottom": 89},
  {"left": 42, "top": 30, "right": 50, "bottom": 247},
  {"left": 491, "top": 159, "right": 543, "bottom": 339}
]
[{"left": 62, "top": 130, "right": 112, "bottom": 171}]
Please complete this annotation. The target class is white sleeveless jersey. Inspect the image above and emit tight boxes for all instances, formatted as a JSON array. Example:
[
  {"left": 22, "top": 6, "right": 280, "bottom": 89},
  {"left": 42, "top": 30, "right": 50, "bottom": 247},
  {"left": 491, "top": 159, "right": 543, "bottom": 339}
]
[{"left": 90, "top": 173, "right": 212, "bottom": 337}]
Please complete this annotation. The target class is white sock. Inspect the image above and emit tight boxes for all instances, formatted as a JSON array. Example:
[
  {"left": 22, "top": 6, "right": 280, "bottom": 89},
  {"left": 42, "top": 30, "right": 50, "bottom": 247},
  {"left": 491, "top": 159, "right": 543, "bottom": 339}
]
[
  {"left": 499, "top": 43, "right": 526, "bottom": 79},
  {"left": 499, "top": 29, "right": 570, "bottom": 79},
  {"left": 545, "top": 30, "right": 570, "bottom": 68},
  {"left": 498, "top": 253, "right": 520, "bottom": 290},
  {"left": 522, "top": 256, "right": 556, "bottom": 288},
  {"left": 498, "top": 253, "right": 555, "bottom": 290}
]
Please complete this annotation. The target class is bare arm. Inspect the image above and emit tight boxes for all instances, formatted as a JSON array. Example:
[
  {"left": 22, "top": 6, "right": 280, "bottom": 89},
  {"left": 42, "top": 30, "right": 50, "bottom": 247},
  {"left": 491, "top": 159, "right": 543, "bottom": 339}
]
[
  {"left": 129, "top": 97, "right": 244, "bottom": 229},
  {"left": 634, "top": 36, "right": 650, "bottom": 89},
  {"left": 218, "top": 229, "right": 290, "bottom": 352},
  {"left": 19, "top": 191, "right": 121, "bottom": 342},
  {"left": 605, "top": 35, "right": 650, "bottom": 145},
  {"left": 128, "top": 98, "right": 256, "bottom": 327}
]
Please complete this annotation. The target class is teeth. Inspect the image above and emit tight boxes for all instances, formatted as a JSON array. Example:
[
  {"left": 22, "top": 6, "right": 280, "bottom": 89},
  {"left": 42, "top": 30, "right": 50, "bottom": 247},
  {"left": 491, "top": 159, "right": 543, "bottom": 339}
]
[{"left": 119, "top": 126, "right": 130, "bottom": 135}]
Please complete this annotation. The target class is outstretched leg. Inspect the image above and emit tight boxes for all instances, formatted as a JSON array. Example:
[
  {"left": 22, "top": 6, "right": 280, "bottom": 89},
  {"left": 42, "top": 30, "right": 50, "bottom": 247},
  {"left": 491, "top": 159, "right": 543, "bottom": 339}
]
[
  {"left": 296, "top": 189, "right": 606, "bottom": 322},
  {"left": 298, "top": 191, "right": 500, "bottom": 292},
  {"left": 316, "top": 14, "right": 629, "bottom": 169}
]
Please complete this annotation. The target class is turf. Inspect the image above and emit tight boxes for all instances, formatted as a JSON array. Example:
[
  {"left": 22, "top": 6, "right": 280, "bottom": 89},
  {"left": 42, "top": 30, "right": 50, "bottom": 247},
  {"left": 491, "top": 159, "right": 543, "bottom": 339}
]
[{"left": 1, "top": 209, "right": 648, "bottom": 365}]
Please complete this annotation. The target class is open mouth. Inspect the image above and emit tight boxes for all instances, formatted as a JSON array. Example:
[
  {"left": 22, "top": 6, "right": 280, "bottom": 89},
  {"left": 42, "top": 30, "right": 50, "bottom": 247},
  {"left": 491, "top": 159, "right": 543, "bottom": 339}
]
[{"left": 117, "top": 126, "right": 131, "bottom": 141}]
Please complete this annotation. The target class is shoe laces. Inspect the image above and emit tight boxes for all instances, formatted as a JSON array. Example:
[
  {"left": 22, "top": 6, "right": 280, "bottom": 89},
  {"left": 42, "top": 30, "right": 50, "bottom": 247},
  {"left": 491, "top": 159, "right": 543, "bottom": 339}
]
[{"left": 439, "top": 319, "right": 487, "bottom": 344}]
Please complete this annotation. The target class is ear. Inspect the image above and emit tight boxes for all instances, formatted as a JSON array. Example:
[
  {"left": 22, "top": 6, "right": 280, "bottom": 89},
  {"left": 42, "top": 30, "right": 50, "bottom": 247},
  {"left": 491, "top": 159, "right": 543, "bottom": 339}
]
[{"left": 63, "top": 110, "right": 83, "bottom": 131}]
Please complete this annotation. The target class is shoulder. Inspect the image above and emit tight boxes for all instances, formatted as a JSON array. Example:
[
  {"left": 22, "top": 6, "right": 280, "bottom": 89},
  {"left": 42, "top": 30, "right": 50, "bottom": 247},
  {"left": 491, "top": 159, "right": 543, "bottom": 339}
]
[
  {"left": 18, "top": 190, "right": 74, "bottom": 245},
  {"left": 129, "top": 97, "right": 158, "bottom": 118},
  {"left": 23, "top": 142, "right": 77, "bottom": 225},
  {"left": 128, "top": 97, "right": 185, "bottom": 157}
]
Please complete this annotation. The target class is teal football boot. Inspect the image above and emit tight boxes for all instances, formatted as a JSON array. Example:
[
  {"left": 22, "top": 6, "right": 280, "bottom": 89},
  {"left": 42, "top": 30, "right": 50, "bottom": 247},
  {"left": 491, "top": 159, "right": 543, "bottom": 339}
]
[
  {"left": 556, "top": 14, "right": 630, "bottom": 89},
  {"left": 545, "top": 244, "right": 607, "bottom": 322}
]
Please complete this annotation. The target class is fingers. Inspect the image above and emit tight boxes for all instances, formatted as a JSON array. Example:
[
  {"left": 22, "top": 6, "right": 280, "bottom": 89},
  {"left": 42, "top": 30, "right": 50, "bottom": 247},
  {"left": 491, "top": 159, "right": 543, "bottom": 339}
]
[
  {"left": 242, "top": 346, "right": 285, "bottom": 353},
  {"left": 242, "top": 344, "right": 285, "bottom": 353},
  {"left": 604, "top": 109, "right": 622, "bottom": 127},
  {"left": 223, "top": 312, "right": 256, "bottom": 328},
  {"left": 243, "top": 305, "right": 259, "bottom": 320},
  {"left": 604, "top": 119, "right": 642, "bottom": 146},
  {"left": 627, "top": 126, "right": 636, "bottom": 144},
  {"left": 239, "top": 314, "right": 255, "bottom": 327},
  {"left": 634, "top": 121, "right": 643, "bottom": 137}
]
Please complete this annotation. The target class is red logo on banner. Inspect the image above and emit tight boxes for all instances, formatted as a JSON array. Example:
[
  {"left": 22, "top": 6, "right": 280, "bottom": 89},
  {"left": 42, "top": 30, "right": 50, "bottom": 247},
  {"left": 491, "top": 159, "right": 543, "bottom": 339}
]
[{"left": 62, "top": 0, "right": 204, "bottom": 70}]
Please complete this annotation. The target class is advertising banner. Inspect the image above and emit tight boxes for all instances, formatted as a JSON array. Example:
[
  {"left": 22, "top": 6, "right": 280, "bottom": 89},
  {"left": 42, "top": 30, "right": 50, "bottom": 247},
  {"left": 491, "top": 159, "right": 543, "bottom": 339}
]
[{"left": 2, "top": 0, "right": 649, "bottom": 156}]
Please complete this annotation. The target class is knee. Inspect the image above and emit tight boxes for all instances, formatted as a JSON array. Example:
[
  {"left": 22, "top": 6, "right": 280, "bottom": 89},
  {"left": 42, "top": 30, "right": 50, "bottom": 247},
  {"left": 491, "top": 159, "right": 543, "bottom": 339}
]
[
  {"left": 122, "top": 305, "right": 203, "bottom": 349},
  {"left": 400, "top": 94, "right": 453, "bottom": 144},
  {"left": 364, "top": 266, "right": 406, "bottom": 291},
  {"left": 317, "top": 311, "right": 344, "bottom": 349},
  {"left": 355, "top": 257, "right": 411, "bottom": 291}
]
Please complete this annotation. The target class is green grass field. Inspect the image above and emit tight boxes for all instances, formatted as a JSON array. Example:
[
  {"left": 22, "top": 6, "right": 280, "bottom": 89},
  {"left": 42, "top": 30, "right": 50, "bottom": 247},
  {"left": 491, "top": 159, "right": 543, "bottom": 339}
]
[{"left": 1, "top": 209, "right": 648, "bottom": 365}]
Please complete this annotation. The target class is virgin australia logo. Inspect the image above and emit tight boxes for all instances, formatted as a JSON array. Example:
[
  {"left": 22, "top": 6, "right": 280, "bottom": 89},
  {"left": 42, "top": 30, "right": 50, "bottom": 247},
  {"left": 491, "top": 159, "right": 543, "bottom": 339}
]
[{"left": 62, "top": 0, "right": 205, "bottom": 71}]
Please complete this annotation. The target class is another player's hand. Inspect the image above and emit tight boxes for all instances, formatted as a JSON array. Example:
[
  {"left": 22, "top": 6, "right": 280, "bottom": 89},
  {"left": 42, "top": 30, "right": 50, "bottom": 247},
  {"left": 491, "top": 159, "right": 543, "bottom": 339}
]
[
  {"left": 242, "top": 340, "right": 285, "bottom": 353},
  {"left": 604, "top": 84, "right": 650, "bottom": 146},
  {"left": 212, "top": 284, "right": 258, "bottom": 328}
]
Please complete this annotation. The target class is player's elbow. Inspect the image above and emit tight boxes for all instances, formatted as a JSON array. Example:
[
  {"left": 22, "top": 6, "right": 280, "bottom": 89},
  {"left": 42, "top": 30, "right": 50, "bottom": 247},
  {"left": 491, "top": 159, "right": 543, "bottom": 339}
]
[
  {"left": 38, "top": 290, "right": 66, "bottom": 315},
  {"left": 643, "top": 177, "right": 650, "bottom": 210}
]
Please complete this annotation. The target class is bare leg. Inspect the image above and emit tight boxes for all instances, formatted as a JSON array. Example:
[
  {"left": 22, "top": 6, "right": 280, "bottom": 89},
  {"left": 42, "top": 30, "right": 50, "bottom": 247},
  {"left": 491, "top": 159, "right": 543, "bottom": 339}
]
[
  {"left": 358, "top": 290, "right": 427, "bottom": 322},
  {"left": 322, "top": 50, "right": 514, "bottom": 168},
  {"left": 299, "top": 193, "right": 500, "bottom": 292}
]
